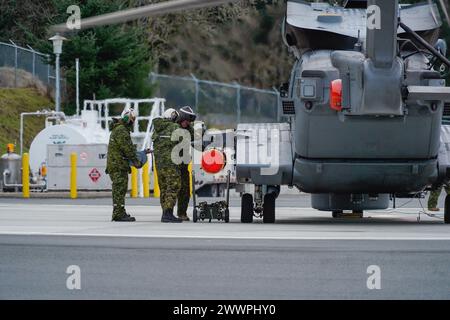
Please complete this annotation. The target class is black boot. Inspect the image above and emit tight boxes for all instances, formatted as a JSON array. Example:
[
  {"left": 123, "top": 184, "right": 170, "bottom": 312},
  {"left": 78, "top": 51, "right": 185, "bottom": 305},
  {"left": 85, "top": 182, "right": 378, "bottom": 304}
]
[
  {"left": 112, "top": 204, "right": 136, "bottom": 222},
  {"left": 177, "top": 213, "right": 190, "bottom": 221},
  {"left": 161, "top": 209, "right": 182, "bottom": 223},
  {"left": 124, "top": 211, "right": 137, "bottom": 221},
  {"left": 112, "top": 213, "right": 136, "bottom": 222}
]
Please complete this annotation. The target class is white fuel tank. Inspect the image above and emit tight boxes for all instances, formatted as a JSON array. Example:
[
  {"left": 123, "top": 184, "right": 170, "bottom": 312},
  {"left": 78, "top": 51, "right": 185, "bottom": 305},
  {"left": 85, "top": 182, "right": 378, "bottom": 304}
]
[{"left": 29, "top": 110, "right": 109, "bottom": 174}]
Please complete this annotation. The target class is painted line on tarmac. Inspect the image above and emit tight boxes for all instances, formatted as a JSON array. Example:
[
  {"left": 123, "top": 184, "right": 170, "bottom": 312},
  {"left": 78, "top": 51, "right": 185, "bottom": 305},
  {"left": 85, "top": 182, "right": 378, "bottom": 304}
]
[
  {"left": 1, "top": 231, "right": 450, "bottom": 241},
  {"left": 0, "top": 204, "right": 438, "bottom": 214}
]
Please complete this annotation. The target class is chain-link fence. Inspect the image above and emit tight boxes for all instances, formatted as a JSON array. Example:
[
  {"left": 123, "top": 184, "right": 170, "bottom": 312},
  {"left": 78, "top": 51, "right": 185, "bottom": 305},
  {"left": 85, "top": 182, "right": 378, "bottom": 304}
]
[
  {"left": 0, "top": 40, "right": 66, "bottom": 99},
  {"left": 150, "top": 72, "right": 280, "bottom": 129}
]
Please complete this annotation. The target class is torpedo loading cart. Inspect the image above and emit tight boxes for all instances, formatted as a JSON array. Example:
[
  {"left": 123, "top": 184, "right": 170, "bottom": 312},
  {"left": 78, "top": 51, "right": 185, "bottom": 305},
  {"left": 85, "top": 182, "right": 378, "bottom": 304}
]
[{"left": 192, "top": 168, "right": 231, "bottom": 223}]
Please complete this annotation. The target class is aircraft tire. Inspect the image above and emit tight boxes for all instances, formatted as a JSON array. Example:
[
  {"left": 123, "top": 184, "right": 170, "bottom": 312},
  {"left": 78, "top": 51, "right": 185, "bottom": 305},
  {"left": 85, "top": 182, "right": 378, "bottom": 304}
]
[
  {"left": 263, "top": 193, "right": 276, "bottom": 223},
  {"left": 241, "top": 193, "right": 253, "bottom": 223}
]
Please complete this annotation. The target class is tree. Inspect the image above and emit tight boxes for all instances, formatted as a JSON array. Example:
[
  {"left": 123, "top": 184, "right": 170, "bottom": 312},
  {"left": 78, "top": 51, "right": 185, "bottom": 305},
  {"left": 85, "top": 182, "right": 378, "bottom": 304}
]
[
  {"left": 31, "top": 0, "right": 152, "bottom": 115},
  {"left": 0, "top": 0, "right": 56, "bottom": 44}
]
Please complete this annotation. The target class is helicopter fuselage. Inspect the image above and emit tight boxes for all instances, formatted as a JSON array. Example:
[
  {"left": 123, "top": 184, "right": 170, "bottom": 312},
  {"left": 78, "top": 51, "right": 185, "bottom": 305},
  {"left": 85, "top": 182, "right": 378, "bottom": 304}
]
[{"left": 236, "top": 0, "right": 450, "bottom": 213}]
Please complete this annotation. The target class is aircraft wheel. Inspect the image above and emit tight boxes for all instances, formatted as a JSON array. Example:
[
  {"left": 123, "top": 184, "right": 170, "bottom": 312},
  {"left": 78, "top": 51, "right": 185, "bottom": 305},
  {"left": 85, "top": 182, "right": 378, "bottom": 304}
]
[
  {"left": 241, "top": 193, "right": 253, "bottom": 223},
  {"left": 193, "top": 208, "right": 198, "bottom": 223},
  {"left": 445, "top": 195, "right": 450, "bottom": 224},
  {"left": 332, "top": 210, "right": 343, "bottom": 218},
  {"left": 263, "top": 193, "right": 276, "bottom": 223}
]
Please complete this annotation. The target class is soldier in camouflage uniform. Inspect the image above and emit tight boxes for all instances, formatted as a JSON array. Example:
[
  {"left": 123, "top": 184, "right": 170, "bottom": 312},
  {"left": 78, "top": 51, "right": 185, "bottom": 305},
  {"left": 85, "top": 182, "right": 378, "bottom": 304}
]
[
  {"left": 106, "top": 108, "right": 141, "bottom": 222},
  {"left": 152, "top": 108, "right": 183, "bottom": 223},
  {"left": 176, "top": 106, "right": 197, "bottom": 221},
  {"left": 428, "top": 185, "right": 450, "bottom": 211}
]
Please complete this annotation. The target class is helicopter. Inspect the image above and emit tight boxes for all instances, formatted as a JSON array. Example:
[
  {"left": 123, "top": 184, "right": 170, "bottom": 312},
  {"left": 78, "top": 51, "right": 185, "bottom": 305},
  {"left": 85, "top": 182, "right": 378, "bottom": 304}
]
[{"left": 51, "top": 0, "right": 450, "bottom": 223}]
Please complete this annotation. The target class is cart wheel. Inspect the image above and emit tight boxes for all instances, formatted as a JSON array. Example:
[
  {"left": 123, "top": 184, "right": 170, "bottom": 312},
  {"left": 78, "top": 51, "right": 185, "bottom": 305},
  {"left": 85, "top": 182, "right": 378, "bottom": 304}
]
[
  {"left": 224, "top": 209, "right": 230, "bottom": 223},
  {"left": 241, "top": 193, "right": 253, "bottom": 223},
  {"left": 263, "top": 193, "right": 276, "bottom": 223},
  {"left": 193, "top": 209, "right": 198, "bottom": 223},
  {"left": 445, "top": 195, "right": 450, "bottom": 224}
]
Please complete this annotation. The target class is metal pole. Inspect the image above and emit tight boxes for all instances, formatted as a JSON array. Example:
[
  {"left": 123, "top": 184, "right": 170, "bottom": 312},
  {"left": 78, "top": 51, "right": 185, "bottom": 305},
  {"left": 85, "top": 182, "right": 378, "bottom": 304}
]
[
  {"left": 235, "top": 82, "right": 241, "bottom": 124},
  {"left": 55, "top": 53, "right": 61, "bottom": 112},
  {"left": 32, "top": 51, "right": 35, "bottom": 77},
  {"left": 142, "top": 161, "right": 150, "bottom": 198},
  {"left": 70, "top": 153, "right": 77, "bottom": 199},
  {"left": 438, "top": 0, "right": 450, "bottom": 26},
  {"left": 22, "top": 153, "right": 30, "bottom": 198},
  {"left": 76, "top": 58, "right": 80, "bottom": 115},
  {"left": 14, "top": 42, "right": 18, "bottom": 87},
  {"left": 131, "top": 167, "right": 138, "bottom": 198},
  {"left": 153, "top": 158, "right": 160, "bottom": 198},
  {"left": 191, "top": 73, "right": 199, "bottom": 111},
  {"left": 47, "top": 55, "right": 50, "bottom": 85},
  {"left": 20, "top": 113, "right": 24, "bottom": 155}
]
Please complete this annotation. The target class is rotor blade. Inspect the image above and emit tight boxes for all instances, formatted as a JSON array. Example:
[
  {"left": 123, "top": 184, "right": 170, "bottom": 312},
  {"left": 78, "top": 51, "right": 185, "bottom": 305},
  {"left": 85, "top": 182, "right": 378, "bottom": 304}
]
[
  {"left": 438, "top": 0, "right": 450, "bottom": 26},
  {"left": 51, "top": 0, "right": 241, "bottom": 33}
]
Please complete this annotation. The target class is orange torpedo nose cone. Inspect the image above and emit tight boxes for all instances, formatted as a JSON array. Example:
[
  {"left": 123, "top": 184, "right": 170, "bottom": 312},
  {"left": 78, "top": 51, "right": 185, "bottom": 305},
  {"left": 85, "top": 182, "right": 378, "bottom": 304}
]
[{"left": 201, "top": 149, "right": 226, "bottom": 174}]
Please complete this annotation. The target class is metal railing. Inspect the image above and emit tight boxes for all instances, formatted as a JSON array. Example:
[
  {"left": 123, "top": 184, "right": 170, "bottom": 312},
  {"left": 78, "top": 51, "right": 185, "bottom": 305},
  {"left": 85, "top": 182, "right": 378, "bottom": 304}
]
[
  {"left": 0, "top": 40, "right": 66, "bottom": 97},
  {"left": 150, "top": 72, "right": 280, "bottom": 128}
]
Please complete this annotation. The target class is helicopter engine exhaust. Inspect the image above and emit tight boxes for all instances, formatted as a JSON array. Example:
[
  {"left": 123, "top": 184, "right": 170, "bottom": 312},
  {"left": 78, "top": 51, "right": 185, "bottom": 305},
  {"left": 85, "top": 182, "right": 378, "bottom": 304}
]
[
  {"left": 330, "top": 0, "right": 403, "bottom": 116},
  {"left": 366, "top": 0, "right": 398, "bottom": 69}
]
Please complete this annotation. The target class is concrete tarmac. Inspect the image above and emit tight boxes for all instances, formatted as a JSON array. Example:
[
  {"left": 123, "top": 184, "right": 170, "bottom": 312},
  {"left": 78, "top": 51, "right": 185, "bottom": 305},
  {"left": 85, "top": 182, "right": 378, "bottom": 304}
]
[{"left": 0, "top": 194, "right": 450, "bottom": 299}]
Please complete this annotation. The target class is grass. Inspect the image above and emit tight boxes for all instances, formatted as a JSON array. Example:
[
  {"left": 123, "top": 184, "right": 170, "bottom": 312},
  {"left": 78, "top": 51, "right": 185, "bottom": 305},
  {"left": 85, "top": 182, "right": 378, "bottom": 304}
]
[{"left": 0, "top": 88, "right": 53, "bottom": 154}]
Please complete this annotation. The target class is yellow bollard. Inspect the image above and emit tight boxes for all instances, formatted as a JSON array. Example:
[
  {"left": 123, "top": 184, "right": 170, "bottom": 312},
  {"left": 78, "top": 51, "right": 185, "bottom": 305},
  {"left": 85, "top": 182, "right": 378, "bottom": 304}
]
[
  {"left": 153, "top": 158, "right": 160, "bottom": 198},
  {"left": 131, "top": 166, "right": 138, "bottom": 198},
  {"left": 22, "top": 153, "right": 30, "bottom": 198},
  {"left": 188, "top": 162, "right": 193, "bottom": 197},
  {"left": 142, "top": 161, "right": 150, "bottom": 198},
  {"left": 70, "top": 152, "right": 77, "bottom": 199}
]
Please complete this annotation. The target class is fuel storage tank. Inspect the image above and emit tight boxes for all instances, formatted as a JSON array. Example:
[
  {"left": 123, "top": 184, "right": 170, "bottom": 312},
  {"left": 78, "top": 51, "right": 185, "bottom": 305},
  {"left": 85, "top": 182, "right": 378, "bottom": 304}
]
[{"left": 28, "top": 110, "right": 109, "bottom": 175}]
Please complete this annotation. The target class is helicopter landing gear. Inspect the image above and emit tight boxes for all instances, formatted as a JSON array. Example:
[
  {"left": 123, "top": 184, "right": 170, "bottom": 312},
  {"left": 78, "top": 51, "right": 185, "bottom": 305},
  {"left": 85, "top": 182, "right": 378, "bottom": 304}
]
[
  {"left": 445, "top": 195, "right": 450, "bottom": 224},
  {"left": 241, "top": 193, "right": 254, "bottom": 223},
  {"left": 240, "top": 185, "right": 278, "bottom": 223},
  {"left": 263, "top": 193, "right": 276, "bottom": 223}
]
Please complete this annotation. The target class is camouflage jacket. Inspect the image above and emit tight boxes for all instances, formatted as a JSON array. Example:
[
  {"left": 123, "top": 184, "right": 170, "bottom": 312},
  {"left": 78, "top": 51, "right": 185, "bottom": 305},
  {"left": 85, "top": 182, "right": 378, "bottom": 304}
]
[
  {"left": 152, "top": 118, "right": 180, "bottom": 169},
  {"left": 106, "top": 119, "right": 140, "bottom": 174},
  {"left": 179, "top": 123, "right": 194, "bottom": 167}
]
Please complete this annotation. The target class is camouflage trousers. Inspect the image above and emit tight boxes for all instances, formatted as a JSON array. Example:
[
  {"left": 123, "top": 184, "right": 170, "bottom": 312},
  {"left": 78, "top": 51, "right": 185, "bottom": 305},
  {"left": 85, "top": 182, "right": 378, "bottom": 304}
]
[
  {"left": 158, "top": 166, "right": 181, "bottom": 211},
  {"left": 428, "top": 186, "right": 450, "bottom": 209},
  {"left": 109, "top": 171, "right": 129, "bottom": 218},
  {"left": 157, "top": 164, "right": 191, "bottom": 214},
  {"left": 177, "top": 164, "right": 191, "bottom": 217}
]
